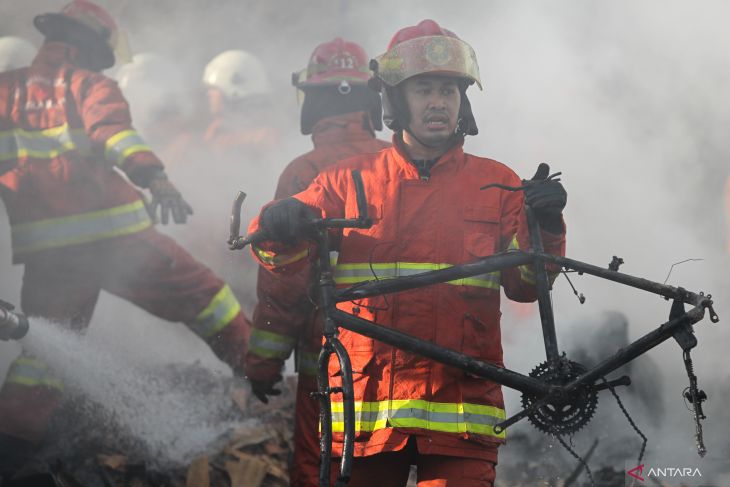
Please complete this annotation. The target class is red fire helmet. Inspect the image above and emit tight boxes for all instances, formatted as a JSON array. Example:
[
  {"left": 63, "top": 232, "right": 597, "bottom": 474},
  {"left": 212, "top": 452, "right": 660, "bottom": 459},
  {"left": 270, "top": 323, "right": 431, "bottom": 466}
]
[
  {"left": 34, "top": 0, "right": 131, "bottom": 69},
  {"left": 293, "top": 37, "right": 371, "bottom": 89},
  {"left": 373, "top": 19, "right": 481, "bottom": 89}
]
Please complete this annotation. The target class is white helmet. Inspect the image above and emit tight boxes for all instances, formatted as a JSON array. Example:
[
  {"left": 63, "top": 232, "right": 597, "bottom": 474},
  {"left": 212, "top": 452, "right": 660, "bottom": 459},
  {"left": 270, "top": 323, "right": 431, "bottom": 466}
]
[
  {"left": 0, "top": 37, "right": 37, "bottom": 72},
  {"left": 114, "top": 52, "right": 189, "bottom": 135},
  {"left": 202, "top": 50, "right": 271, "bottom": 101}
]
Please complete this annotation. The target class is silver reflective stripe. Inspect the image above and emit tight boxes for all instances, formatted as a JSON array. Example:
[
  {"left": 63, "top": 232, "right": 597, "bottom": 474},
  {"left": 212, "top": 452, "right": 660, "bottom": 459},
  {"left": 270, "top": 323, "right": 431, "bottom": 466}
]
[
  {"left": 297, "top": 350, "right": 319, "bottom": 376},
  {"left": 0, "top": 123, "right": 91, "bottom": 162},
  {"left": 5, "top": 357, "right": 64, "bottom": 390},
  {"left": 345, "top": 406, "right": 498, "bottom": 425},
  {"left": 333, "top": 262, "right": 500, "bottom": 289},
  {"left": 329, "top": 399, "right": 506, "bottom": 438},
  {"left": 192, "top": 284, "right": 242, "bottom": 338},
  {"left": 11, "top": 200, "right": 152, "bottom": 256},
  {"left": 249, "top": 329, "right": 296, "bottom": 360},
  {"left": 104, "top": 130, "right": 151, "bottom": 166}
]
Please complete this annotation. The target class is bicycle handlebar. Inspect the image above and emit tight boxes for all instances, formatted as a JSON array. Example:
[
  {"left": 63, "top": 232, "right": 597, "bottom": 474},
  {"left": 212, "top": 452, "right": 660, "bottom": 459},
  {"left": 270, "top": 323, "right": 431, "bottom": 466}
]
[{"left": 228, "top": 170, "right": 372, "bottom": 251}]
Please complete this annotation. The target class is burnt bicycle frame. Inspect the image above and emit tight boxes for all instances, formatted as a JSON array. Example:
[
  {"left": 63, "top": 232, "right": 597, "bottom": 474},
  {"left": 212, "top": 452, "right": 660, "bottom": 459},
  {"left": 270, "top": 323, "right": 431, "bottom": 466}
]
[{"left": 229, "top": 170, "right": 718, "bottom": 487}]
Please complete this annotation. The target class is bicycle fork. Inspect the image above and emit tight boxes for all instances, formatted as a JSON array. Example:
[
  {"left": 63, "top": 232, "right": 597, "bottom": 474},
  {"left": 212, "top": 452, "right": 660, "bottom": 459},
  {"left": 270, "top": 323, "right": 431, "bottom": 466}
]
[
  {"left": 316, "top": 335, "right": 355, "bottom": 487},
  {"left": 314, "top": 227, "right": 355, "bottom": 487}
]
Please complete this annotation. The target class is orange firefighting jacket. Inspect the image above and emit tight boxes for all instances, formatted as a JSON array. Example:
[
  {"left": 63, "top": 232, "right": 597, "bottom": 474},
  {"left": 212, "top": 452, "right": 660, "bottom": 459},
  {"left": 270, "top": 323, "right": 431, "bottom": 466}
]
[
  {"left": 249, "top": 136, "right": 566, "bottom": 461},
  {"left": 203, "top": 115, "right": 277, "bottom": 159},
  {"left": 0, "top": 42, "right": 162, "bottom": 263},
  {"left": 246, "top": 112, "right": 389, "bottom": 382}
]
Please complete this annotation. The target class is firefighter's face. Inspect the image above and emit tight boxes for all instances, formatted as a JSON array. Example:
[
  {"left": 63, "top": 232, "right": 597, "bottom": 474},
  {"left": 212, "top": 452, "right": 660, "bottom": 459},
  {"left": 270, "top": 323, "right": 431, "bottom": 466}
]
[{"left": 402, "top": 74, "right": 460, "bottom": 146}]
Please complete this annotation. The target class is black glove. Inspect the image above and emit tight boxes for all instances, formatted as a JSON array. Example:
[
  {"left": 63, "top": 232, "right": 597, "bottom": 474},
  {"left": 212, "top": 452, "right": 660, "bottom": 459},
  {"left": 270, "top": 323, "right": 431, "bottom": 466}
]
[
  {"left": 260, "top": 198, "right": 314, "bottom": 245},
  {"left": 523, "top": 163, "right": 567, "bottom": 233},
  {"left": 148, "top": 172, "right": 194, "bottom": 225},
  {"left": 248, "top": 374, "right": 283, "bottom": 404}
]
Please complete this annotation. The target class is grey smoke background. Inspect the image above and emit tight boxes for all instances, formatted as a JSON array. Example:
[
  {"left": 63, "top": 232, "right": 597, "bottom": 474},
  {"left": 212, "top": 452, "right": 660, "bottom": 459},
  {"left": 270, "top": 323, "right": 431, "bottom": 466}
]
[{"left": 1, "top": 0, "right": 729, "bottom": 480}]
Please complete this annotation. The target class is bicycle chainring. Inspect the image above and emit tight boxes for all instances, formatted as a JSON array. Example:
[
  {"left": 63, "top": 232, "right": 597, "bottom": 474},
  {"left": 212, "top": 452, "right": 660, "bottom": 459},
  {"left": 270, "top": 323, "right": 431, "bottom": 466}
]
[{"left": 522, "top": 358, "right": 598, "bottom": 435}]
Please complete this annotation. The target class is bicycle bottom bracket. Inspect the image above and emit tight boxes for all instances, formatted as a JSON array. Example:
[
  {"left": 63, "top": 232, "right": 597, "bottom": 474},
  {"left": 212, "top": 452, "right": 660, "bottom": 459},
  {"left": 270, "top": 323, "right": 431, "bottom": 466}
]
[{"left": 522, "top": 358, "right": 598, "bottom": 435}]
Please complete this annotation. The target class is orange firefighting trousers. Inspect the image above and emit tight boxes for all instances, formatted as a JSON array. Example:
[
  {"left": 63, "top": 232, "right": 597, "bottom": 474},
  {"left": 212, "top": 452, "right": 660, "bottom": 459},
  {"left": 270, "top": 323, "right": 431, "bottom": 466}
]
[
  {"left": 329, "top": 436, "right": 496, "bottom": 487},
  {"left": 0, "top": 230, "right": 249, "bottom": 444}
]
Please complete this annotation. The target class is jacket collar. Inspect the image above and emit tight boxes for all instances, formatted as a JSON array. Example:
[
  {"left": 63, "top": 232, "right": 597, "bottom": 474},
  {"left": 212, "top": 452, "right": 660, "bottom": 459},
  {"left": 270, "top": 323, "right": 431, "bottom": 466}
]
[
  {"left": 311, "top": 111, "right": 376, "bottom": 148},
  {"left": 390, "top": 132, "right": 465, "bottom": 178}
]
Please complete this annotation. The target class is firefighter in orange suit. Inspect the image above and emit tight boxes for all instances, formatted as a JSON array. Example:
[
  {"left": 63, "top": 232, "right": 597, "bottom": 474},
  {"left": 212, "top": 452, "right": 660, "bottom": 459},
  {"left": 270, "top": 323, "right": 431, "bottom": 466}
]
[
  {"left": 158, "top": 49, "right": 282, "bottom": 313},
  {"left": 248, "top": 20, "right": 568, "bottom": 486},
  {"left": 0, "top": 0, "right": 250, "bottom": 474},
  {"left": 200, "top": 49, "right": 278, "bottom": 161},
  {"left": 244, "top": 38, "right": 389, "bottom": 487}
]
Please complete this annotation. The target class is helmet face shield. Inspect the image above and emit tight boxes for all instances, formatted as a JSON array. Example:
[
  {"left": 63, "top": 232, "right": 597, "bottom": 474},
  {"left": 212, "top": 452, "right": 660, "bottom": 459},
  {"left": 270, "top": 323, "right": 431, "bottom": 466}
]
[{"left": 374, "top": 35, "right": 481, "bottom": 89}]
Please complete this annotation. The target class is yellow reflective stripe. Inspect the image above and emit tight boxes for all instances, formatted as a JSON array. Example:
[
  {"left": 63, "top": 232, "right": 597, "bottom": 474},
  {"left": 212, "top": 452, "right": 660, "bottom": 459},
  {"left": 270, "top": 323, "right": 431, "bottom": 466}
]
[
  {"left": 11, "top": 200, "right": 152, "bottom": 256},
  {"left": 334, "top": 262, "right": 500, "bottom": 290},
  {"left": 5, "top": 357, "right": 64, "bottom": 391},
  {"left": 249, "top": 328, "right": 296, "bottom": 360},
  {"left": 451, "top": 275, "right": 501, "bottom": 289},
  {"left": 330, "top": 399, "right": 506, "bottom": 439},
  {"left": 509, "top": 235, "right": 559, "bottom": 285},
  {"left": 104, "top": 129, "right": 152, "bottom": 166},
  {"left": 509, "top": 235, "right": 535, "bottom": 284},
  {"left": 0, "top": 123, "right": 90, "bottom": 162},
  {"left": 253, "top": 245, "right": 309, "bottom": 267},
  {"left": 193, "top": 284, "right": 241, "bottom": 338}
]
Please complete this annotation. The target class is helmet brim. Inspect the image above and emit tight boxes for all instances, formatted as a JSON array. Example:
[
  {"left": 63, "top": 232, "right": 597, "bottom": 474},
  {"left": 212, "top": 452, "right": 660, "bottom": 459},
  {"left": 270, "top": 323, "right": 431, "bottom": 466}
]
[
  {"left": 374, "top": 35, "right": 482, "bottom": 89},
  {"left": 294, "top": 69, "right": 371, "bottom": 89},
  {"left": 34, "top": 13, "right": 115, "bottom": 70}
]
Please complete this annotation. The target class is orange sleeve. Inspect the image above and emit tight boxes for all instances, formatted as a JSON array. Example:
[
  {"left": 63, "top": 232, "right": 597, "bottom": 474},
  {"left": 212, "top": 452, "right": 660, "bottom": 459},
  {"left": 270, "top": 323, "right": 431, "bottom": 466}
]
[
  {"left": 72, "top": 72, "right": 163, "bottom": 186},
  {"left": 499, "top": 171, "right": 566, "bottom": 302}
]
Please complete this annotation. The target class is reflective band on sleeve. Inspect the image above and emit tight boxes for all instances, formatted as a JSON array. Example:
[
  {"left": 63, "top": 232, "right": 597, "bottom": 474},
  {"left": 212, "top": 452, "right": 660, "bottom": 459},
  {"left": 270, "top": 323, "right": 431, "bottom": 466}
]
[
  {"left": 193, "top": 284, "right": 242, "bottom": 338},
  {"left": 5, "top": 356, "right": 64, "bottom": 391},
  {"left": 11, "top": 200, "right": 152, "bottom": 257},
  {"left": 297, "top": 350, "right": 320, "bottom": 376},
  {"left": 249, "top": 328, "right": 296, "bottom": 360},
  {"left": 104, "top": 129, "right": 152, "bottom": 166},
  {"left": 508, "top": 235, "right": 558, "bottom": 285},
  {"left": 329, "top": 399, "right": 506, "bottom": 439},
  {"left": 333, "top": 262, "right": 500, "bottom": 290},
  {"left": 0, "top": 123, "right": 90, "bottom": 162},
  {"left": 253, "top": 245, "right": 309, "bottom": 267}
]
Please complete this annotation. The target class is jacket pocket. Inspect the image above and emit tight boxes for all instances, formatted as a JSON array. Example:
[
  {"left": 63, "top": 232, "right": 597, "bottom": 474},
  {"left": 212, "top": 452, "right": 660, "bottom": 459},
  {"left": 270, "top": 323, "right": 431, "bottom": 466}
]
[
  {"left": 462, "top": 204, "right": 500, "bottom": 258},
  {"left": 464, "top": 205, "right": 500, "bottom": 226},
  {"left": 463, "top": 231, "right": 496, "bottom": 258}
]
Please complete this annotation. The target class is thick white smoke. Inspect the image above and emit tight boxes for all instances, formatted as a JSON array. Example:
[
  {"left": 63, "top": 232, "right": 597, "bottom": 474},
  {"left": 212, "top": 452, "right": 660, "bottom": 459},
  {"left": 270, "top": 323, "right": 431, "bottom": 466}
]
[{"left": 1, "top": 0, "right": 728, "bottom": 481}]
